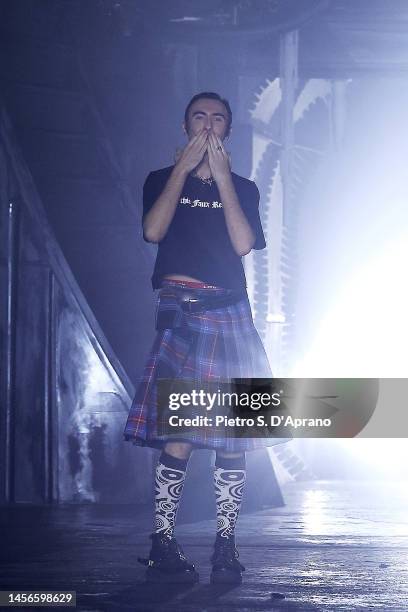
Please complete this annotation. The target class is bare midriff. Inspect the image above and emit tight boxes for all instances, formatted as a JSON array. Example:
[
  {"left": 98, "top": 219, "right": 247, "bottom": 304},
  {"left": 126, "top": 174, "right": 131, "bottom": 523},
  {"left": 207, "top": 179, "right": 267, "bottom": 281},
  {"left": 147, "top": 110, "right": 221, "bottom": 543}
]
[{"left": 163, "top": 273, "right": 205, "bottom": 283}]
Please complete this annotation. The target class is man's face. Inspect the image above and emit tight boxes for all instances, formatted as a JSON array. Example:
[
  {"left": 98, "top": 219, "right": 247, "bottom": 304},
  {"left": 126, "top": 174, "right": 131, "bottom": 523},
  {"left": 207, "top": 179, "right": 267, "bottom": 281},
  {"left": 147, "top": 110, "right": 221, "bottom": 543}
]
[{"left": 184, "top": 98, "right": 230, "bottom": 141}]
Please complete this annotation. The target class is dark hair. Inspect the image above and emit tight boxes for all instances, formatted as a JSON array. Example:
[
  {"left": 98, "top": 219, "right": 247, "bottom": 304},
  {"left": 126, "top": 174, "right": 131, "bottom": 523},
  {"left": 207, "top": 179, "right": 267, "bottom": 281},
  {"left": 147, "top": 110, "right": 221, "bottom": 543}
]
[{"left": 184, "top": 92, "right": 232, "bottom": 136}]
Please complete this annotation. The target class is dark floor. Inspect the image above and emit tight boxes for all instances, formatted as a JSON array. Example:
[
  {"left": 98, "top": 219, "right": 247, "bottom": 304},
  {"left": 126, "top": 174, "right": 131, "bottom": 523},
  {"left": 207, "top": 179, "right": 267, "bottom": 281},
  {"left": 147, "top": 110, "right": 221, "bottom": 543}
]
[{"left": 1, "top": 480, "right": 407, "bottom": 611}]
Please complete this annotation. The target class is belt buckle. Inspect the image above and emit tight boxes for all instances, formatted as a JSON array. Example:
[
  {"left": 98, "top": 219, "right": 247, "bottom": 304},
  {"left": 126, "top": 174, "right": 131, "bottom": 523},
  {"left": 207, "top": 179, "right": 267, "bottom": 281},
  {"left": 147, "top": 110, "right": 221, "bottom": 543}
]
[{"left": 181, "top": 298, "right": 201, "bottom": 313}]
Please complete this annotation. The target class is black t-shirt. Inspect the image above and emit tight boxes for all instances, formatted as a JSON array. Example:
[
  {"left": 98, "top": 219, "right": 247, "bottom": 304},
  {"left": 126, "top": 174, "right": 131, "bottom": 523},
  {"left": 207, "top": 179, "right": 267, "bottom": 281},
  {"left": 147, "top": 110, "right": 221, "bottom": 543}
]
[{"left": 142, "top": 165, "right": 266, "bottom": 291}]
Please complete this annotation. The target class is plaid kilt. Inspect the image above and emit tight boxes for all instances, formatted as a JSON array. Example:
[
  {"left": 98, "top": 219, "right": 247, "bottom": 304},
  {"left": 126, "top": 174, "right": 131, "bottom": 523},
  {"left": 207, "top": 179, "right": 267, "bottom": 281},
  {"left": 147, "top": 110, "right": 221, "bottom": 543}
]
[{"left": 124, "top": 280, "right": 291, "bottom": 452}]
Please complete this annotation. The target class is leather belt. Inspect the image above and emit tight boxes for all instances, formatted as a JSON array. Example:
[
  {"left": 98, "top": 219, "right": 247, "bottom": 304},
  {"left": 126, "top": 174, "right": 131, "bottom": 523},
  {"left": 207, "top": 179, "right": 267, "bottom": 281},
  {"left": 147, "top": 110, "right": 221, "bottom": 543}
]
[
  {"left": 155, "top": 288, "right": 247, "bottom": 330},
  {"left": 179, "top": 291, "right": 245, "bottom": 313}
]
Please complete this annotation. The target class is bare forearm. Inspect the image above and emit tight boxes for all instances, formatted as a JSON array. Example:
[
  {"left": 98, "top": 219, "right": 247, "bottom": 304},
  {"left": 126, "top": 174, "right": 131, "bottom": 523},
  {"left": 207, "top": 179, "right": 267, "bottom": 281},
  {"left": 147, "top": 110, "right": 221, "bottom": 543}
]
[
  {"left": 217, "top": 175, "right": 255, "bottom": 256},
  {"left": 143, "top": 164, "right": 189, "bottom": 242}
]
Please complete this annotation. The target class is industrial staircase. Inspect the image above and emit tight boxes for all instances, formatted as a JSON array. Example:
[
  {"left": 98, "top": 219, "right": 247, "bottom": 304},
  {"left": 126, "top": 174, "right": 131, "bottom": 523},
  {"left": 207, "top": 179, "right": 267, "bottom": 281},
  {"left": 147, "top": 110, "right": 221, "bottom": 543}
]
[{"left": 0, "top": 2, "right": 156, "bottom": 505}]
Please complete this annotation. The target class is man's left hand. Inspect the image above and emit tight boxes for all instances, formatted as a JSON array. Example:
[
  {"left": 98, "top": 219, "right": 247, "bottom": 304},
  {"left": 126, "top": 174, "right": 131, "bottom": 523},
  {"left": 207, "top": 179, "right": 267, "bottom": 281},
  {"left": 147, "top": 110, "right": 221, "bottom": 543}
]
[{"left": 207, "top": 131, "right": 231, "bottom": 183}]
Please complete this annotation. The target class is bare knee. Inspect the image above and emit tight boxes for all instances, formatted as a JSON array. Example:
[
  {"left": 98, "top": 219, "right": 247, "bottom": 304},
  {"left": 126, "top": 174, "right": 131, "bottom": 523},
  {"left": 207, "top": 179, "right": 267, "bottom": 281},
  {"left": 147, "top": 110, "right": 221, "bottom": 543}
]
[{"left": 164, "top": 441, "right": 193, "bottom": 459}]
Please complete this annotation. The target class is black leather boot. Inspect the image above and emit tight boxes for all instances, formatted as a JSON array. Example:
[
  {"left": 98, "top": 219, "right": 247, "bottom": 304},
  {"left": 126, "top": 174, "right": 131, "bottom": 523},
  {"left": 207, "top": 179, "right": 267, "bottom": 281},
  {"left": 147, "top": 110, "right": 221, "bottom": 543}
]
[
  {"left": 138, "top": 531, "right": 199, "bottom": 583},
  {"left": 210, "top": 533, "right": 245, "bottom": 584}
]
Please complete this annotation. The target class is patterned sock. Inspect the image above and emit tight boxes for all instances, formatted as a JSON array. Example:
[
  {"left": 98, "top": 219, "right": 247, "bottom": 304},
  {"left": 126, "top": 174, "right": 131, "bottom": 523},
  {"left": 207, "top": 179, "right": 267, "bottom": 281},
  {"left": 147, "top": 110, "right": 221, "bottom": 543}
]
[
  {"left": 214, "top": 454, "right": 246, "bottom": 539},
  {"left": 154, "top": 450, "right": 189, "bottom": 536}
]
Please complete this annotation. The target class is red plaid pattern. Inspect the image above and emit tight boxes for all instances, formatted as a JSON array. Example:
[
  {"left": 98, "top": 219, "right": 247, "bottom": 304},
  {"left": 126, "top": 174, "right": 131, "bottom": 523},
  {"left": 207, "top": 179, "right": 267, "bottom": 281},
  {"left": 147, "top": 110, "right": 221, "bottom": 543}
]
[{"left": 124, "top": 282, "right": 290, "bottom": 452}]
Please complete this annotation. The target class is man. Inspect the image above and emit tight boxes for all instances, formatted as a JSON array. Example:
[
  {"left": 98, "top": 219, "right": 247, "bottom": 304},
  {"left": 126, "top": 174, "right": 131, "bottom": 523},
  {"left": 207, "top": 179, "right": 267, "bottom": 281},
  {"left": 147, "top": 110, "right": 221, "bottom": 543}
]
[{"left": 124, "top": 92, "right": 287, "bottom": 584}]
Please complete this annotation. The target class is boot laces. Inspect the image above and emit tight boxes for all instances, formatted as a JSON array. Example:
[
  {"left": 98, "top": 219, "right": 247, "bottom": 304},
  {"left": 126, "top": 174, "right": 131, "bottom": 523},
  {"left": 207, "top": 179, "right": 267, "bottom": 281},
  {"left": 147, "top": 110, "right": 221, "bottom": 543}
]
[
  {"left": 211, "top": 536, "right": 245, "bottom": 572},
  {"left": 138, "top": 532, "right": 194, "bottom": 571}
]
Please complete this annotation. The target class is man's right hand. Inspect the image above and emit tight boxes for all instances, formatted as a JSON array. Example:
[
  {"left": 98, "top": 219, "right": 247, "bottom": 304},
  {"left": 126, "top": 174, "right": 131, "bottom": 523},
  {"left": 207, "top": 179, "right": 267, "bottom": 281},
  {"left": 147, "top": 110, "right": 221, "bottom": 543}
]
[{"left": 176, "top": 128, "right": 208, "bottom": 174}]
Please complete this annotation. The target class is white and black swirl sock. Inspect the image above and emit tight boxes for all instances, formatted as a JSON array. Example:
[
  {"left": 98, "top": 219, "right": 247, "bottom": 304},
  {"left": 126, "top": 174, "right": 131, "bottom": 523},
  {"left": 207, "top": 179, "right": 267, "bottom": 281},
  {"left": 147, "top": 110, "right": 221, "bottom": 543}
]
[
  {"left": 214, "top": 454, "right": 246, "bottom": 539},
  {"left": 154, "top": 451, "right": 189, "bottom": 536}
]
